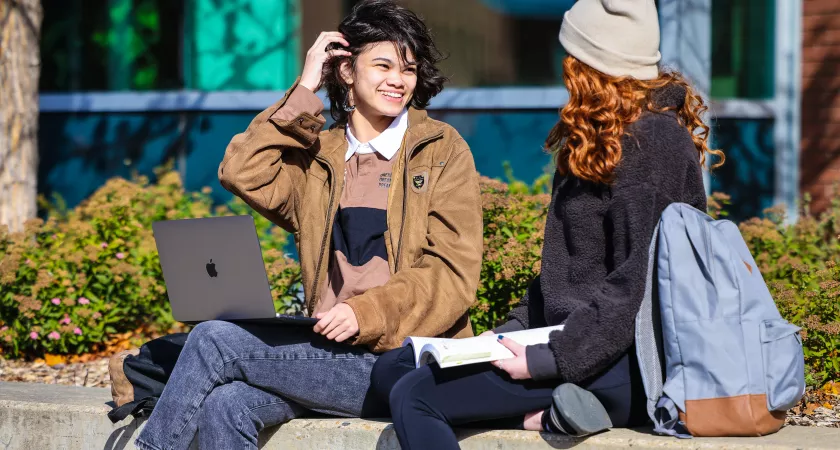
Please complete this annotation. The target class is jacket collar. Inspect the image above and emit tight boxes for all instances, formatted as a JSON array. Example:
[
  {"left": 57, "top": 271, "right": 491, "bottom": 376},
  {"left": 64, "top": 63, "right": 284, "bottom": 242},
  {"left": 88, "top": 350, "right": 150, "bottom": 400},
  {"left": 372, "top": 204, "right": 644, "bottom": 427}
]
[
  {"left": 317, "top": 107, "right": 444, "bottom": 168},
  {"left": 651, "top": 84, "right": 687, "bottom": 110},
  {"left": 344, "top": 109, "right": 409, "bottom": 161}
]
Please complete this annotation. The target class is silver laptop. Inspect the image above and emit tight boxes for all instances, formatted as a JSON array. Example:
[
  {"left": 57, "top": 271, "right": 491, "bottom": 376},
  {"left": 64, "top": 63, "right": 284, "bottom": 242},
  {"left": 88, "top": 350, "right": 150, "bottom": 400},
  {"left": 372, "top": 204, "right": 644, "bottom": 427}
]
[{"left": 152, "top": 215, "right": 317, "bottom": 326}]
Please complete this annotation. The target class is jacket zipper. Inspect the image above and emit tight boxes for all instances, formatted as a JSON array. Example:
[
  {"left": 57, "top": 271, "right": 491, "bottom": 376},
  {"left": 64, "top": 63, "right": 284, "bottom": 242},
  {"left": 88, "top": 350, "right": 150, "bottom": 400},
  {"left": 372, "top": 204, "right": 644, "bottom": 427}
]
[
  {"left": 309, "top": 155, "right": 339, "bottom": 314},
  {"left": 394, "top": 131, "right": 443, "bottom": 272}
]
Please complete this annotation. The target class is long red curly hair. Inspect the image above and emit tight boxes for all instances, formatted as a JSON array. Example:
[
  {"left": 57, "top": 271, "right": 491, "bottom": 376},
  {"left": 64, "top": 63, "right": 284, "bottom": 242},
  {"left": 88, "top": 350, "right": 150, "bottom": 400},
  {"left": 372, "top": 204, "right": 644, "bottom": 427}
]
[{"left": 545, "top": 56, "right": 724, "bottom": 184}]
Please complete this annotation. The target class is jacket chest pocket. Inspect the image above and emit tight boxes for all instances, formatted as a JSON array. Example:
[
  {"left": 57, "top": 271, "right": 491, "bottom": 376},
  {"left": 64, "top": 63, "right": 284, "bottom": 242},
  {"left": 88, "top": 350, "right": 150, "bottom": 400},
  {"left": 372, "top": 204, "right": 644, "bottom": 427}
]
[
  {"left": 409, "top": 165, "right": 430, "bottom": 194},
  {"left": 397, "top": 164, "right": 431, "bottom": 262},
  {"left": 408, "top": 159, "right": 447, "bottom": 192}
]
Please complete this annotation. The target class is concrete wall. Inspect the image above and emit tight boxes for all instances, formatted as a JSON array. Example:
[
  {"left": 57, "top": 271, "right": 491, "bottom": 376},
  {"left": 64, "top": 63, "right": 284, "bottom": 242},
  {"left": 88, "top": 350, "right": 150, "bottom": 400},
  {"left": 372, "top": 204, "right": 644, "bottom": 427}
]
[{"left": 1, "top": 382, "right": 836, "bottom": 450}]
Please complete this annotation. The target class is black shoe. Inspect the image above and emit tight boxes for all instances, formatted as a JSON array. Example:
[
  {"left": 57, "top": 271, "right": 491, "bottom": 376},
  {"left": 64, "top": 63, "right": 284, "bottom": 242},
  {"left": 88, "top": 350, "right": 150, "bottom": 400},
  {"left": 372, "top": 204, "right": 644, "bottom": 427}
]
[{"left": 546, "top": 383, "right": 612, "bottom": 436}]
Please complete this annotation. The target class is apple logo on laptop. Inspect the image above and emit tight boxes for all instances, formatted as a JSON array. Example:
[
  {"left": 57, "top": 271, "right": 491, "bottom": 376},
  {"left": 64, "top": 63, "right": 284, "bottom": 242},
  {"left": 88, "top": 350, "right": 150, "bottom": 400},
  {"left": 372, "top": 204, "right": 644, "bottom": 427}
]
[{"left": 206, "top": 259, "right": 218, "bottom": 278}]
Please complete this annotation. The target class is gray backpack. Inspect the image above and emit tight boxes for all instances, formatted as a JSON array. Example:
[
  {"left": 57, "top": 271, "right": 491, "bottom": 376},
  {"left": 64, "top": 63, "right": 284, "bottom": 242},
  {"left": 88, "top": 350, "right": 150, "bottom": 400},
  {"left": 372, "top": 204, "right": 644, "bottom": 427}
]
[{"left": 635, "top": 203, "right": 806, "bottom": 437}]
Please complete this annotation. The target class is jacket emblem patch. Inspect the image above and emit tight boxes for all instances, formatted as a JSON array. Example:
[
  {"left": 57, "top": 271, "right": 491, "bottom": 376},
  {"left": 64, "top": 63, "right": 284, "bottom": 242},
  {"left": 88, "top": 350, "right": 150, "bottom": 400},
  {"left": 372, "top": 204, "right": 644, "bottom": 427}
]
[{"left": 411, "top": 171, "right": 429, "bottom": 193}]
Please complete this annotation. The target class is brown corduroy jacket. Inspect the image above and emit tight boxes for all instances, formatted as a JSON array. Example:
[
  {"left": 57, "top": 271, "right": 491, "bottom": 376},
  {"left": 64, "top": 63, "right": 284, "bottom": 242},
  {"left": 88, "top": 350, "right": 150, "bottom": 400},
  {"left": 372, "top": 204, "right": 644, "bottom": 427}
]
[{"left": 218, "top": 82, "right": 483, "bottom": 352}]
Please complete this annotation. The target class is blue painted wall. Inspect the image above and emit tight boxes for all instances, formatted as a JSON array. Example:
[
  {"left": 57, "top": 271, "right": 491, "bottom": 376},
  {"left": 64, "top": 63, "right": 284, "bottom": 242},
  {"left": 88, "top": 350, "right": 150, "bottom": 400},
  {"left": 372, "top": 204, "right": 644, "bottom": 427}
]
[{"left": 38, "top": 111, "right": 774, "bottom": 222}]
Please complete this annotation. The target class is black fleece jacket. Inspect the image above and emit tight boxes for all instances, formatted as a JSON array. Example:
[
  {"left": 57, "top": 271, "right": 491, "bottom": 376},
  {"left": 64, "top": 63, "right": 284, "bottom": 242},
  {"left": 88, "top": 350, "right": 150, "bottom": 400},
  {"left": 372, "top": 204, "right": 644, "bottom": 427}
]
[{"left": 494, "top": 84, "right": 708, "bottom": 383}]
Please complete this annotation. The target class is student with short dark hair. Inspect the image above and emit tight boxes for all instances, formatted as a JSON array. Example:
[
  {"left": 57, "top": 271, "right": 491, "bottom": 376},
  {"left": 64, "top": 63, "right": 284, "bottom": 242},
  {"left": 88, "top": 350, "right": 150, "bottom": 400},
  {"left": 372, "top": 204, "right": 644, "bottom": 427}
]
[
  {"left": 371, "top": 1, "right": 725, "bottom": 448},
  {"left": 134, "top": 1, "right": 483, "bottom": 449}
]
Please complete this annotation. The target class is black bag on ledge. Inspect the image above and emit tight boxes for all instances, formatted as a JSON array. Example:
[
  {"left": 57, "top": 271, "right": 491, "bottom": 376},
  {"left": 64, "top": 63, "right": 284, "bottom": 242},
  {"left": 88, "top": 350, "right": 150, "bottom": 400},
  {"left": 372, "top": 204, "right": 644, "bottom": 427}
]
[{"left": 107, "top": 333, "right": 188, "bottom": 423}]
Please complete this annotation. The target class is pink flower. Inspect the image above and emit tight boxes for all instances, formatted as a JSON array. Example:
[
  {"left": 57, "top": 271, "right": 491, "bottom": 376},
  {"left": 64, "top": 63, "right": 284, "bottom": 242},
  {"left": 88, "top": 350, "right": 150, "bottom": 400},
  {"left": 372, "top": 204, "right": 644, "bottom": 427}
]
[
  {"left": 25, "top": 259, "right": 32, "bottom": 265},
  {"left": 73, "top": 328, "right": 83, "bottom": 336},
  {"left": 60, "top": 315, "right": 71, "bottom": 325},
  {"left": 0, "top": 326, "right": 8, "bottom": 332},
  {"left": 51, "top": 234, "right": 57, "bottom": 239},
  {"left": 78, "top": 297, "right": 90, "bottom": 305},
  {"left": 101, "top": 242, "right": 108, "bottom": 248},
  {"left": 47, "top": 331, "right": 61, "bottom": 340},
  {"left": 116, "top": 252, "right": 125, "bottom": 260},
  {"left": 29, "top": 332, "right": 39, "bottom": 340},
  {"left": 51, "top": 298, "right": 61, "bottom": 305}
]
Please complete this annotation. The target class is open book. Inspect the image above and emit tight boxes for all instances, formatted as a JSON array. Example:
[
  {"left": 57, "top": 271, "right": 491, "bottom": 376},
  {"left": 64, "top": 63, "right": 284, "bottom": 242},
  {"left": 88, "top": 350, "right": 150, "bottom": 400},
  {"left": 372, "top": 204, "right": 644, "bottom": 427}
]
[{"left": 402, "top": 325, "right": 564, "bottom": 368}]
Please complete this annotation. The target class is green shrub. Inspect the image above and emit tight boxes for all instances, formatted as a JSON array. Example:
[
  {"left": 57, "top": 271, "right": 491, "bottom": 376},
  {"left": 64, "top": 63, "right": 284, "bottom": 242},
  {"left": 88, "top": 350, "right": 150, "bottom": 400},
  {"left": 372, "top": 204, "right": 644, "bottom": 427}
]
[
  {"left": 740, "top": 196, "right": 840, "bottom": 288},
  {"left": 0, "top": 170, "right": 300, "bottom": 358},
  {"left": 2, "top": 165, "right": 838, "bottom": 386},
  {"left": 769, "top": 264, "right": 840, "bottom": 387},
  {"left": 739, "top": 194, "right": 840, "bottom": 386},
  {"left": 469, "top": 171, "right": 551, "bottom": 335}
]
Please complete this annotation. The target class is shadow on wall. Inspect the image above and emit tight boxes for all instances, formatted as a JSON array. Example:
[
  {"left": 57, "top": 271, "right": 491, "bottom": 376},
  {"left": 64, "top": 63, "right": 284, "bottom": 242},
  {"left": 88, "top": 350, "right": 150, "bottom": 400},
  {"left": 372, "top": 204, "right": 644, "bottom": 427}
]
[
  {"left": 37, "top": 107, "right": 246, "bottom": 211},
  {"left": 799, "top": 13, "right": 839, "bottom": 214}
]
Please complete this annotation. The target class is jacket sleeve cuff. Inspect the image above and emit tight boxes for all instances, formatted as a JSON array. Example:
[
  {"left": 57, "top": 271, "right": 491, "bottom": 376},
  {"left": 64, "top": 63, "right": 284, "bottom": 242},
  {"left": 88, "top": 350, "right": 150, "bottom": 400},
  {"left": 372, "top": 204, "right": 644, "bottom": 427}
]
[
  {"left": 344, "top": 296, "right": 386, "bottom": 347},
  {"left": 493, "top": 319, "right": 526, "bottom": 334},
  {"left": 526, "top": 343, "right": 561, "bottom": 381},
  {"left": 268, "top": 82, "right": 327, "bottom": 141}
]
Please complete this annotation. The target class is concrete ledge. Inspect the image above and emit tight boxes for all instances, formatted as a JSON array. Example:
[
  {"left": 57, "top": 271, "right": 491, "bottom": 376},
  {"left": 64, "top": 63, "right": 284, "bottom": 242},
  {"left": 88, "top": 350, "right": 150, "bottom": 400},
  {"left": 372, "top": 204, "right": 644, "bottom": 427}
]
[{"left": 0, "top": 382, "right": 836, "bottom": 449}]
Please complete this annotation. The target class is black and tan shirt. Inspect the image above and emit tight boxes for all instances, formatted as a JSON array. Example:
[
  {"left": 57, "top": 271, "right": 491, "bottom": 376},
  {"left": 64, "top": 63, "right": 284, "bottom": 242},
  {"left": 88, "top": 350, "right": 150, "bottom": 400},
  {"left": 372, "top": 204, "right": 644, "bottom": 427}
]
[{"left": 315, "top": 109, "right": 409, "bottom": 315}]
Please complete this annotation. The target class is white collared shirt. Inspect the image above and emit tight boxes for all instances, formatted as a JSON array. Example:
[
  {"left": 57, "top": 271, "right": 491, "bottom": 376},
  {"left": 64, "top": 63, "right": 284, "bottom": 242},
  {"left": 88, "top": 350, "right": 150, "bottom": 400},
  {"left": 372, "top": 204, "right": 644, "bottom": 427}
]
[{"left": 344, "top": 109, "right": 409, "bottom": 162}]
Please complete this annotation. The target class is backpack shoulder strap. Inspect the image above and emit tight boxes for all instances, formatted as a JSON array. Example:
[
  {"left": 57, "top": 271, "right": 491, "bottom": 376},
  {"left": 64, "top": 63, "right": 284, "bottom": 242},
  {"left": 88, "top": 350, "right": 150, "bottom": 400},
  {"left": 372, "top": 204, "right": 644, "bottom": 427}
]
[
  {"left": 635, "top": 212, "right": 691, "bottom": 439},
  {"left": 635, "top": 222, "right": 664, "bottom": 422}
]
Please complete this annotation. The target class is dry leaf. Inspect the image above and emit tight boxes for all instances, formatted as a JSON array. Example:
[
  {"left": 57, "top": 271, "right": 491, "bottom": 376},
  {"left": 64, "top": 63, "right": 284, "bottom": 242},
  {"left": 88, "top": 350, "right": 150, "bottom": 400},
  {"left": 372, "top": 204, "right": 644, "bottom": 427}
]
[{"left": 44, "top": 354, "right": 67, "bottom": 367}]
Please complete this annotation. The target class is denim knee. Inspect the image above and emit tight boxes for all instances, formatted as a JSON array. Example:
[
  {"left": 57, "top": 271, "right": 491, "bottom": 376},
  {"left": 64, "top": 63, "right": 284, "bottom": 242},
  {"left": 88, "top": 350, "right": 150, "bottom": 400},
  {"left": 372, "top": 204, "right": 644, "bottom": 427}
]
[
  {"left": 189, "top": 320, "right": 233, "bottom": 343},
  {"left": 202, "top": 383, "right": 244, "bottom": 424}
]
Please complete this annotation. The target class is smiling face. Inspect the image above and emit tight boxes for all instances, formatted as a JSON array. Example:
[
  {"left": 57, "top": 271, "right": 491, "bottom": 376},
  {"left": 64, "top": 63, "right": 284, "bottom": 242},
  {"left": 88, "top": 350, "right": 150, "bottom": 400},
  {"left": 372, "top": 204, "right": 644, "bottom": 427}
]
[{"left": 342, "top": 42, "right": 418, "bottom": 119}]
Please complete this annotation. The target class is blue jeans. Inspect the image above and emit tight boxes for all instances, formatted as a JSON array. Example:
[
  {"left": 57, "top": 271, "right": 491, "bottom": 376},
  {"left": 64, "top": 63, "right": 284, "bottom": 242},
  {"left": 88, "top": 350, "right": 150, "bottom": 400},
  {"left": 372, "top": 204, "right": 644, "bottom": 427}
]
[{"left": 134, "top": 320, "right": 382, "bottom": 450}]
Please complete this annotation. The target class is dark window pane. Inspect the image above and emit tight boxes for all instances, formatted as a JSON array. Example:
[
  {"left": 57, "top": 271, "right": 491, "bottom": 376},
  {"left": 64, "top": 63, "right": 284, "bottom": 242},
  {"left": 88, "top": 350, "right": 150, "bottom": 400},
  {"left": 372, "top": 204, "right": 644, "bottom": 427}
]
[
  {"left": 711, "top": 0, "right": 775, "bottom": 99},
  {"left": 710, "top": 118, "right": 776, "bottom": 220},
  {"left": 40, "top": 0, "right": 183, "bottom": 92}
]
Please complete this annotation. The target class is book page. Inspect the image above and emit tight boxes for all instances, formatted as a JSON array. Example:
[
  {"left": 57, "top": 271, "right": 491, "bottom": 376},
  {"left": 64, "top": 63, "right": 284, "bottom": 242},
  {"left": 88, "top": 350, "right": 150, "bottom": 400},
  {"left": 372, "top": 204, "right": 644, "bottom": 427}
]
[
  {"left": 403, "top": 336, "right": 447, "bottom": 366},
  {"left": 403, "top": 325, "right": 564, "bottom": 368},
  {"left": 498, "top": 326, "right": 565, "bottom": 346}
]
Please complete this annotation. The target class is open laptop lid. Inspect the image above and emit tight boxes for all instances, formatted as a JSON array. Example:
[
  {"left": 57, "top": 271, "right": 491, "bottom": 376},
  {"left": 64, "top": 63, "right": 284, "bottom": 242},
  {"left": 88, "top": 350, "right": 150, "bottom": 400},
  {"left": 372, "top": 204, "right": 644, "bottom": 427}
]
[{"left": 152, "top": 215, "right": 277, "bottom": 323}]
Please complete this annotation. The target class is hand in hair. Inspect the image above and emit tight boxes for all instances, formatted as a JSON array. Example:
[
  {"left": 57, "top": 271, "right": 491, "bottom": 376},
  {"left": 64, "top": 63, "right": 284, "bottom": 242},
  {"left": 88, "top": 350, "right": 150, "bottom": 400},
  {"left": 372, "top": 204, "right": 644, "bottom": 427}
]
[{"left": 300, "top": 32, "right": 351, "bottom": 92}]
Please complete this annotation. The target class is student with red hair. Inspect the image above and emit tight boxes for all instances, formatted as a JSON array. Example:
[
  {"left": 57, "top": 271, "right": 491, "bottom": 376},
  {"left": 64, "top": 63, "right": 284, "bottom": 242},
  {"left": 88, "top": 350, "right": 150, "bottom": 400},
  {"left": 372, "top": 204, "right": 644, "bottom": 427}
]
[{"left": 371, "top": 1, "right": 724, "bottom": 447}]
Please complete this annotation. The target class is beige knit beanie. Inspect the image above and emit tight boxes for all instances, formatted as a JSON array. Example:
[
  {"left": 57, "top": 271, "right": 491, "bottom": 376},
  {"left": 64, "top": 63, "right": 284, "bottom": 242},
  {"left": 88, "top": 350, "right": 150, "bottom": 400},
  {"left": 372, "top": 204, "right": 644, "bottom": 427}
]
[{"left": 558, "top": 0, "right": 661, "bottom": 80}]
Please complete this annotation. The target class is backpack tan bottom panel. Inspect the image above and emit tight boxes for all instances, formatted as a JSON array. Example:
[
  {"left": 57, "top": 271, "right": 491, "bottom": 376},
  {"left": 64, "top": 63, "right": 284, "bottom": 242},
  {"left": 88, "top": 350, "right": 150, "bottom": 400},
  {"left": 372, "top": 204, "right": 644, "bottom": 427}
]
[{"left": 679, "top": 394, "right": 786, "bottom": 437}]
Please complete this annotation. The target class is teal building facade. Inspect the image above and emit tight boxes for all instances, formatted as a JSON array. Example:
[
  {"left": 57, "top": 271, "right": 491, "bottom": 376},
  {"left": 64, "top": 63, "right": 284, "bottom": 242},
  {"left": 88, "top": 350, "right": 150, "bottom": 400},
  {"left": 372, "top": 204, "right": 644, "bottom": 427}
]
[{"left": 39, "top": 0, "right": 793, "bottom": 221}]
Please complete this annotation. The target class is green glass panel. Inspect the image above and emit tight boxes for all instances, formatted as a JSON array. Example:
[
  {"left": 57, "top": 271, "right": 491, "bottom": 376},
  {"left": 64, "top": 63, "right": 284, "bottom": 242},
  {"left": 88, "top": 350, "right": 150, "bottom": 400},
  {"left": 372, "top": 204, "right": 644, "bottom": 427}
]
[
  {"left": 186, "top": 0, "right": 301, "bottom": 90},
  {"left": 40, "top": 0, "right": 181, "bottom": 91},
  {"left": 711, "top": 0, "right": 775, "bottom": 99}
]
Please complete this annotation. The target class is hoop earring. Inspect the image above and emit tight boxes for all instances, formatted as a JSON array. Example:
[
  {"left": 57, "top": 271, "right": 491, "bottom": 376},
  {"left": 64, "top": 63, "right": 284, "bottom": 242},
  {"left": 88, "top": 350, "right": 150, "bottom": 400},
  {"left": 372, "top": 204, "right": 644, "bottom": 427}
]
[{"left": 343, "top": 91, "right": 356, "bottom": 112}]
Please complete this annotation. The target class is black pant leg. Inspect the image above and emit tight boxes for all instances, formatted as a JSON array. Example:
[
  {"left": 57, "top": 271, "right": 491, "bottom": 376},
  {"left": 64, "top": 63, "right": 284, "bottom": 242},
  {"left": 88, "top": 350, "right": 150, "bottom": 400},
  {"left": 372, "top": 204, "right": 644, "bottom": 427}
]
[
  {"left": 578, "top": 348, "right": 649, "bottom": 428},
  {"left": 388, "top": 358, "right": 556, "bottom": 450},
  {"left": 368, "top": 346, "right": 418, "bottom": 416}
]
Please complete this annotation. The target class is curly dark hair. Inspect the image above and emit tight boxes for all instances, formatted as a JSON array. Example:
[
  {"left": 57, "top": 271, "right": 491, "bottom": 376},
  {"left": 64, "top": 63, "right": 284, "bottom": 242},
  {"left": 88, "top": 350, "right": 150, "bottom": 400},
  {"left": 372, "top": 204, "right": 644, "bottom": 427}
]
[{"left": 322, "top": 0, "right": 447, "bottom": 128}]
